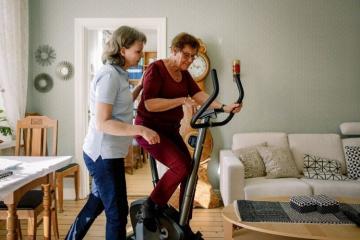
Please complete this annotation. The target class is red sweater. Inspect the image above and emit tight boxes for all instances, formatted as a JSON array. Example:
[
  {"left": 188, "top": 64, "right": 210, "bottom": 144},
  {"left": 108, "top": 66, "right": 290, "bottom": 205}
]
[{"left": 135, "top": 60, "right": 201, "bottom": 128}]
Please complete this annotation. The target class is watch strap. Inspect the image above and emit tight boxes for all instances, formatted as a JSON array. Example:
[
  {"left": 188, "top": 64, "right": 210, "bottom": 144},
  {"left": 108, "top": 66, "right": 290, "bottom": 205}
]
[{"left": 219, "top": 104, "right": 225, "bottom": 112}]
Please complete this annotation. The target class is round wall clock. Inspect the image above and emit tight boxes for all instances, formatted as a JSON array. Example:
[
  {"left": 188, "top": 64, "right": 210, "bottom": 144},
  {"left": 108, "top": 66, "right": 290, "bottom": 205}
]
[
  {"left": 34, "top": 73, "right": 53, "bottom": 93},
  {"left": 188, "top": 39, "right": 210, "bottom": 89}
]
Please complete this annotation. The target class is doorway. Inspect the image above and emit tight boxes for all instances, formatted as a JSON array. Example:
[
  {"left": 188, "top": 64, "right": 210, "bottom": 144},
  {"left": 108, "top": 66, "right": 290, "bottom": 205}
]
[{"left": 74, "top": 18, "right": 167, "bottom": 198}]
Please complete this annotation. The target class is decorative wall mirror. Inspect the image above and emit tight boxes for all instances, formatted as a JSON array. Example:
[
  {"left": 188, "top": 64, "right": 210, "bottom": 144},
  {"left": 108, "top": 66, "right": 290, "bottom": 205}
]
[
  {"left": 34, "top": 73, "right": 53, "bottom": 92},
  {"left": 56, "top": 61, "right": 73, "bottom": 80}
]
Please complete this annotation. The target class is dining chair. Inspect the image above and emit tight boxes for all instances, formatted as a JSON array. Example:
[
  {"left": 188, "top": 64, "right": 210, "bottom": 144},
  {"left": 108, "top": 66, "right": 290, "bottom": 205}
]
[
  {"left": 24, "top": 112, "right": 80, "bottom": 213},
  {"left": 0, "top": 115, "right": 60, "bottom": 239}
]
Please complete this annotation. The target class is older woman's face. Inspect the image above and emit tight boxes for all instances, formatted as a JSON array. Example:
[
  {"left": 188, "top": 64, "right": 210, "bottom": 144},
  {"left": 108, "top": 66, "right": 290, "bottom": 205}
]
[{"left": 174, "top": 45, "right": 197, "bottom": 71}]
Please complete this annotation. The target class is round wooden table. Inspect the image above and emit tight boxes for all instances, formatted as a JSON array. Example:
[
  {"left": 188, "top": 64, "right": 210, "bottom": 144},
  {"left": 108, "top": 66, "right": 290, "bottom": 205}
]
[{"left": 222, "top": 197, "right": 360, "bottom": 240}]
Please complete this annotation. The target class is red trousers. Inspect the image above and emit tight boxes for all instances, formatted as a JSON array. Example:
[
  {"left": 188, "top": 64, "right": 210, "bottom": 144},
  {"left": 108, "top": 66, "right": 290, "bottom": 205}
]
[{"left": 135, "top": 127, "right": 192, "bottom": 207}]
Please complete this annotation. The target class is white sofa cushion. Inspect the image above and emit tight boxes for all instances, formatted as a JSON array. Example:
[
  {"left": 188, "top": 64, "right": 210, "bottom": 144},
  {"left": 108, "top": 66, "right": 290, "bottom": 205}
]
[
  {"left": 288, "top": 134, "right": 346, "bottom": 174},
  {"left": 232, "top": 132, "right": 288, "bottom": 150},
  {"left": 301, "top": 178, "right": 360, "bottom": 198},
  {"left": 244, "top": 177, "right": 312, "bottom": 199},
  {"left": 340, "top": 122, "right": 360, "bottom": 135},
  {"left": 342, "top": 138, "right": 360, "bottom": 146}
]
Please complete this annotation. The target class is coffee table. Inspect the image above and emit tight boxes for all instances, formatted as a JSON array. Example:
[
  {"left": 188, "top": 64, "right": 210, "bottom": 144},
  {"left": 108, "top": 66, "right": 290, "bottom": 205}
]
[{"left": 222, "top": 196, "right": 360, "bottom": 240}]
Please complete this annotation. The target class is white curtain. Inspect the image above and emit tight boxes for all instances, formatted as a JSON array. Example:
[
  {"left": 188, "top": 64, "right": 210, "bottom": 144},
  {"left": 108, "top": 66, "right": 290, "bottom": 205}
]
[{"left": 0, "top": 0, "right": 28, "bottom": 132}]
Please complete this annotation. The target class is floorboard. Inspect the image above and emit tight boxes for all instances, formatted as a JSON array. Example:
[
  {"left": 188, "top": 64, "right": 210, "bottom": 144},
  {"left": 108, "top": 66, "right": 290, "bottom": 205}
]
[{"left": 0, "top": 161, "right": 226, "bottom": 239}]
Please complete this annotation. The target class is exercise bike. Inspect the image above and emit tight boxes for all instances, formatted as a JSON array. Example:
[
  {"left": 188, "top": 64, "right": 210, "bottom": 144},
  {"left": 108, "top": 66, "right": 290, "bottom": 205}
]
[{"left": 128, "top": 63, "right": 244, "bottom": 240}]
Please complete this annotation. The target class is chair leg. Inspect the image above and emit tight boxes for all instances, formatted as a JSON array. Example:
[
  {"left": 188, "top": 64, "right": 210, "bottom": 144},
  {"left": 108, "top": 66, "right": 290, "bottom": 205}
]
[
  {"left": 27, "top": 215, "right": 36, "bottom": 240},
  {"left": 56, "top": 175, "right": 64, "bottom": 213},
  {"left": 51, "top": 184, "right": 60, "bottom": 240},
  {"left": 42, "top": 184, "right": 51, "bottom": 240},
  {"left": 52, "top": 206, "right": 59, "bottom": 240},
  {"left": 74, "top": 168, "right": 80, "bottom": 201},
  {"left": 17, "top": 219, "right": 23, "bottom": 240}
]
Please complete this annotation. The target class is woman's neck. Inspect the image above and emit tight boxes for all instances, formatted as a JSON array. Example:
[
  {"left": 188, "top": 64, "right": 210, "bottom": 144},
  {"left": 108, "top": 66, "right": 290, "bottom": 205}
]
[{"left": 165, "top": 58, "right": 180, "bottom": 73}]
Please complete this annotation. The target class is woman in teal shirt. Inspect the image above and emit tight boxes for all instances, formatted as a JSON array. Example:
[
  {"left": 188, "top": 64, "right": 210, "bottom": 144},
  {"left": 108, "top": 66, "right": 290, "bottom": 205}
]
[{"left": 66, "top": 26, "right": 160, "bottom": 240}]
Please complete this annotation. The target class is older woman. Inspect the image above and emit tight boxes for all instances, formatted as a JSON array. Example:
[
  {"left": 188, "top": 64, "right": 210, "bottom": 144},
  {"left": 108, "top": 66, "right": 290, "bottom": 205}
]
[{"left": 135, "top": 32, "right": 241, "bottom": 231}]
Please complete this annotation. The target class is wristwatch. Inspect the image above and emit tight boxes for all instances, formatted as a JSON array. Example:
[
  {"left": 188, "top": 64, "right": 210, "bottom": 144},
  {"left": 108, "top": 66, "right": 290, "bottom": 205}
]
[{"left": 219, "top": 104, "right": 225, "bottom": 112}]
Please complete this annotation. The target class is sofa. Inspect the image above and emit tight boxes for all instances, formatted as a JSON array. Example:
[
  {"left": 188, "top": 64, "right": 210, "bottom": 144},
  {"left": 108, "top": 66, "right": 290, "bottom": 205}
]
[{"left": 219, "top": 132, "right": 360, "bottom": 205}]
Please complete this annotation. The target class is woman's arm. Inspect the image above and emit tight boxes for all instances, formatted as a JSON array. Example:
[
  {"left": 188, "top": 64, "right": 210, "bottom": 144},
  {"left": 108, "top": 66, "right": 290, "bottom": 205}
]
[
  {"left": 96, "top": 102, "right": 160, "bottom": 144},
  {"left": 192, "top": 91, "right": 222, "bottom": 109},
  {"left": 192, "top": 91, "right": 242, "bottom": 113},
  {"left": 132, "top": 74, "right": 144, "bottom": 101},
  {"left": 132, "top": 82, "right": 143, "bottom": 101},
  {"left": 144, "top": 97, "right": 186, "bottom": 112}
]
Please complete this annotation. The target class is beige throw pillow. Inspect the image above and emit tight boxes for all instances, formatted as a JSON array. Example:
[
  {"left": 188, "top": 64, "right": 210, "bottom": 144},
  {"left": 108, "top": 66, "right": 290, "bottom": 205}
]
[
  {"left": 257, "top": 146, "right": 300, "bottom": 178},
  {"left": 232, "top": 143, "right": 267, "bottom": 178}
]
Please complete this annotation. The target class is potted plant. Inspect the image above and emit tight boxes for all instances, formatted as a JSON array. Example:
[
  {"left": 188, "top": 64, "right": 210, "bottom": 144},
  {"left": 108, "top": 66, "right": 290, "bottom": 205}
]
[{"left": 0, "top": 109, "right": 12, "bottom": 143}]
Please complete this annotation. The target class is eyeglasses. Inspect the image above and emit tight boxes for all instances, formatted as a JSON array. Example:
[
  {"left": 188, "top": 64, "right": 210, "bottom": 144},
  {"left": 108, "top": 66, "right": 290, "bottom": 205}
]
[{"left": 181, "top": 51, "right": 197, "bottom": 61}]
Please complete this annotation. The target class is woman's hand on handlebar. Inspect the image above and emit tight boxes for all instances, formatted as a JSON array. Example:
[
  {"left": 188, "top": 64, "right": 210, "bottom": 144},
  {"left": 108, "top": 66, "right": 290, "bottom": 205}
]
[
  {"left": 223, "top": 102, "right": 242, "bottom": 113},
  {"left": 140, "top": 126, "right": 160, "bottom": 145}
]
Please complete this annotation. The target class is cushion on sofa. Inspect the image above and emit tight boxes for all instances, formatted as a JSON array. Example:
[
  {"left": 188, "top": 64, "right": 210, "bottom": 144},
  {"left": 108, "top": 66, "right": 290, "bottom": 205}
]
[
  {"left": 233, "top": 143, "right": 267, "bottom": 178},
  {"left": 257, "top": 146, "right": 300, "bottom": 178},
  {"left": 244, "top": 177, "right": 312, "bottom": 199},
  {"left": 288, "top": 134, "right": 346, "bottom": 174},
  {"left": 342, "top": 138, "right": 360, "bottom": 146},
  {"left": 303, "top": 154, "right": 348, "bottom": 181},
  {"left": 344, "top": 146, "right": 360, "bottom": 180},
  {"left": 342, "top": 138, "right": 360, "bottom": 180},
  {"left": 304, "top": 154, "right": 342, "bottom": 173},
  {"left": 301, "top": 178, "right": 360, "bottom": 198},
  {"left": 232, "top": 132, "right": 288, "bottom": 150},
  {"left": 340, "top": 122, "right": 360, "bottom": 135}
]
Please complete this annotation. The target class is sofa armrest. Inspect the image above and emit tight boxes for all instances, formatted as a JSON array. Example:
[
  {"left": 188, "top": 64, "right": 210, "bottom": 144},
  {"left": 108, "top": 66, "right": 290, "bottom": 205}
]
[{"left": 219, "top": 150, "right": 245, "bottom": 205}]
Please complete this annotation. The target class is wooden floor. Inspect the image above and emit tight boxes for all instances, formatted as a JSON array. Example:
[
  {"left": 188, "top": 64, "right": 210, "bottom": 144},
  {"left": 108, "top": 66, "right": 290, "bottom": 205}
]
[
  {"left": 0, "top": 198, "right": 225, "bottom": 239},
  {"left": 125, "top": 160, "right": 153, "bottom": 196},
  {"left": 0, "top": 162, "right": 226, "bottom": 239}
]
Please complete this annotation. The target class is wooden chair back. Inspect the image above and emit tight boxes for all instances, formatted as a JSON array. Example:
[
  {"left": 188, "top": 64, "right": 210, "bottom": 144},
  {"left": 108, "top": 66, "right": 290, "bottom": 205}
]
[{"left": 14, "top": 116, "right": 58, "bottom": 156}]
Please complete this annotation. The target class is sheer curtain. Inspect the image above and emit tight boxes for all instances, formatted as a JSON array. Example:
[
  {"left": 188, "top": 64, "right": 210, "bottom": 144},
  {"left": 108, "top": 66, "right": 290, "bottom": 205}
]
[{"left": 0, "top": 0, "right": 28, "bottom": 132}]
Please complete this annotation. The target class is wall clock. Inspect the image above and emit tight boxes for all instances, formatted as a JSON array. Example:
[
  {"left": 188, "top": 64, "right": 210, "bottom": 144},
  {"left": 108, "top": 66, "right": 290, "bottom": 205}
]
[{"left": 188, "top": 39, "right": 210, "bottom": 90}]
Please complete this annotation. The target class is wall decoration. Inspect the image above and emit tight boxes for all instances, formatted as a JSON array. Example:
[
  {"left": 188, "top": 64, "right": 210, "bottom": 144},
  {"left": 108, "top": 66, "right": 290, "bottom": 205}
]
[
  {"left": 34, "top": 73, "right": 53, "bottom": 93},
  {"left": 35, "top": 45, "right": 56, "bottom": 66},
  {"left": 56, "top": 61, "right": 73, "bottom": 80}
]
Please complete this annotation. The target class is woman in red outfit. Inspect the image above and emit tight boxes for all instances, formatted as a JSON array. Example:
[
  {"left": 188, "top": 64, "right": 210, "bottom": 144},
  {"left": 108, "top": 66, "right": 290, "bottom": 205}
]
[{"left": 135, "top": 32, "right": 241, "bottom": 230}]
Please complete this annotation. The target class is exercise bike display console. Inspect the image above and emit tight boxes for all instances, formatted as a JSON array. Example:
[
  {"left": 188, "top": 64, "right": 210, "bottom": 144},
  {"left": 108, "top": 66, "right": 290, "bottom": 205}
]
[{"left": 128, "top": 62, "right": 244, "bottom": 240}]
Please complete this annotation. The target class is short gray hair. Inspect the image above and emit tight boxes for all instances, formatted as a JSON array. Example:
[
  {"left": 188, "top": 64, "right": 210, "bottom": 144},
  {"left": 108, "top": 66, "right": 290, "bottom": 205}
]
[{"left": 102, "top": 26, "right": 147, "bottom": 66}]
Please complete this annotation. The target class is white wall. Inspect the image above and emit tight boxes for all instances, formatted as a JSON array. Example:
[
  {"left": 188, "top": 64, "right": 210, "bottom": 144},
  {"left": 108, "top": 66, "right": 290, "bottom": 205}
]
[{"left": 28, "top": 0, "right": 360, "bottom": 189}]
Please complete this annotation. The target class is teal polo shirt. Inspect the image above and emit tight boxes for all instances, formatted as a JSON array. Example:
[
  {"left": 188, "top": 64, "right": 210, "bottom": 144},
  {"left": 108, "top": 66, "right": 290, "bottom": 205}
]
[{"left": 83, "top": 64, "right": 133, "bottom": 161}]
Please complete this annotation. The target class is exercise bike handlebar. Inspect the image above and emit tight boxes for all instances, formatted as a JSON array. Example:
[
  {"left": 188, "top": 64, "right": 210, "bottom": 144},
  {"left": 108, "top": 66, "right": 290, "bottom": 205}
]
[{"left": 190, "top": 68, "right": 244, "bottom": 129}]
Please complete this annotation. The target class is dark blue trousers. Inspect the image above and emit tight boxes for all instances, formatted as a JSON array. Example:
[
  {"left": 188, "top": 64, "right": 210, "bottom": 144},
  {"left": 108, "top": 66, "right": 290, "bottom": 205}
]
[{"left": 65, "top": 153, "right": 128, "bottom": 240}]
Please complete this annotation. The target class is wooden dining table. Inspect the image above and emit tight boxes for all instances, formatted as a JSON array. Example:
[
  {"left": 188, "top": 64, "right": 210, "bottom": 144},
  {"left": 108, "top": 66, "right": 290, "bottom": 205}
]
[{"left": 0, "top": 156, "right": 72, "bottom": 240}]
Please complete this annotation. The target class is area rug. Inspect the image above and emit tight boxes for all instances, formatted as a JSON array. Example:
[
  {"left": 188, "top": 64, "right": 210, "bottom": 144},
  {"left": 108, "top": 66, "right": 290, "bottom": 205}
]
[{"left": 234, "top": 200, "right": 360, "bottom": 224}]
